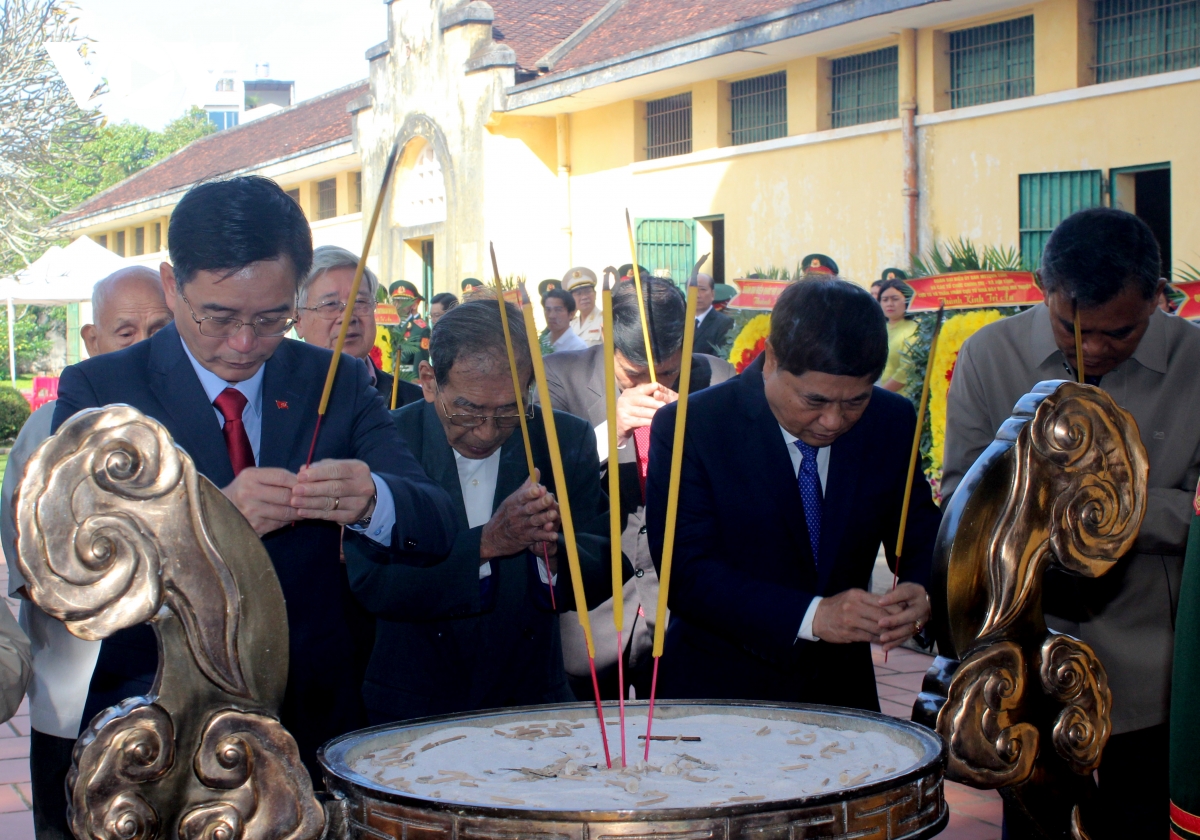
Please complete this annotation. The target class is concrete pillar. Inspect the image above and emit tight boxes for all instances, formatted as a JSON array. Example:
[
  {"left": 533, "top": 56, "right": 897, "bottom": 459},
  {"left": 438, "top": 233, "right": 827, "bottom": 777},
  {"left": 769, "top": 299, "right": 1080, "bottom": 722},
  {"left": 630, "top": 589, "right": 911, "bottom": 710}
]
[
  {"left": 787, "top": 56, "right": 830, "bottom": 135},
  {"left": 1035, "top": 0, "right": 1093, "bottom": 94},
  {"left": 556, "top": 113, "right": 573, "bottom": 267}
]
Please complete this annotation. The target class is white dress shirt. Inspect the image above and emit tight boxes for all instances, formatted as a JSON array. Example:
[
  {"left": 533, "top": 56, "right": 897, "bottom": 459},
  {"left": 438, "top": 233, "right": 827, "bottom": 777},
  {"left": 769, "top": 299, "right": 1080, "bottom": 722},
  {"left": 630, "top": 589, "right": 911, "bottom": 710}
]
[
  {"left": 552, "top": 328, "right": 588, "bottom": 353},
  {"left": 779, "top": 424, "right": 831, "bottom": 643},
  {"left": 695, "top": 305, "right": 713, "bottom": 328},
  {"left": 180, "top": 337, "right": 395, "bottom": 544},
  {"left": 452, "top": 448, "right": 553, "bottom": 583}
]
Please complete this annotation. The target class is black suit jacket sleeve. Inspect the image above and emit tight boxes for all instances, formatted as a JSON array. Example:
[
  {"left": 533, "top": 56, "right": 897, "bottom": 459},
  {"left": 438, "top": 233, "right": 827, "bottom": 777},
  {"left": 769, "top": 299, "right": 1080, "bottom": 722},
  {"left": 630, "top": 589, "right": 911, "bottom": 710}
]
[
  {"left": 879, "top": 404, "right": 939, "bottom": 590},
  {"left": 52, "top": 365, "right": 100, "bottom": 433},
  {"left": 645, "top": 401, "right": 816, "bottom": 659}
]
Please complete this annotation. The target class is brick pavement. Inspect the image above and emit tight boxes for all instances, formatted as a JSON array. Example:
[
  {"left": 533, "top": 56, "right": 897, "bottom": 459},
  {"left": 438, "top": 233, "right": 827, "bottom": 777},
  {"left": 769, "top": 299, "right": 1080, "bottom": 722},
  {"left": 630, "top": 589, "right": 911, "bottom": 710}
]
[{"left": 0, "top": 554, "right": 999, "bottom": 840}]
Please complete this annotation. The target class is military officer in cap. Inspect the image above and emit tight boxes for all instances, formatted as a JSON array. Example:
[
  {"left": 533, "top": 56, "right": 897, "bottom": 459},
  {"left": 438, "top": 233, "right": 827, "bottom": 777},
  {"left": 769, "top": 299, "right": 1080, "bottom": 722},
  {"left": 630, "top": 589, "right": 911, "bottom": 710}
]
[
  {"left": 390, "top": 280, "right": 431, "bottom": 369},
  {"left": 538, "top": 278, "right": 562, "bottom": 299},
  {"left": 618, "top": 264, "right": 652, "bottom": 282},
  {"left": 800, "top": 254, "right": 840, "bottom": 277},
  {"left": 461, "top": 277, "right": 485, "bottom": 301},
  {"left": 564, "top": 266, "right": 604, "bottom": 348},
  {"left": 712, "top": 283, "right": 736, "bottom": 313}
]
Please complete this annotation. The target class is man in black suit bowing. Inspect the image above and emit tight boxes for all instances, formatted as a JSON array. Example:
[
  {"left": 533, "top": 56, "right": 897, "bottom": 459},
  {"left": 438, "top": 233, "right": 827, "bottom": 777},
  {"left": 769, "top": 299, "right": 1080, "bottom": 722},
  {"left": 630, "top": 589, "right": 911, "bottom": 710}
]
[
  {"left": 691, "top": 273, "right": 734, "bottom": 358},
  {"left": 52, "top": 176, "right": 457, "bottom": 778},
  {"left": 646, "top": 278, "right": 939, "bottom": 710},
  {"left": 345, "top": 300, "right": 609, "bottom": 723}
]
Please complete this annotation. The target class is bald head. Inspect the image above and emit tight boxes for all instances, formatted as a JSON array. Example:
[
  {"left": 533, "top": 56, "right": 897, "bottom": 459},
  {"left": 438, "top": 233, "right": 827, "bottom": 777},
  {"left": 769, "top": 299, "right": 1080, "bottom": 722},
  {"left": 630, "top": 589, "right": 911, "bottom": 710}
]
[{"left": 82, "top": 267, "right": 172, "bottom": 357}]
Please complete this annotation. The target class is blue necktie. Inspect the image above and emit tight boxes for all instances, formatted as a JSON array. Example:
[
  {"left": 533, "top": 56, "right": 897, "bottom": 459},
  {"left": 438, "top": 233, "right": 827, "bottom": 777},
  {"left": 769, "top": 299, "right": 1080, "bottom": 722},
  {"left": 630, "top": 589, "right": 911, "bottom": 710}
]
[{"left": 794, "top": 440, "right": 822, "bottom": 566}]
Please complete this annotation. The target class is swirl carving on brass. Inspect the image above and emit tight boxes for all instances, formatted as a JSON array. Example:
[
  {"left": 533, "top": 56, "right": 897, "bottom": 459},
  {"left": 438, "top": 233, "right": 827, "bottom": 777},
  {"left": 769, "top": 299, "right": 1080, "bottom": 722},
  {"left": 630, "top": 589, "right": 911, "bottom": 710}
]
[
  {"left": 916, "top": 381, "right": 1148, "bottom": 838},
  {"left": 16, "top": 406, "right": 324, "bottom": 840}
]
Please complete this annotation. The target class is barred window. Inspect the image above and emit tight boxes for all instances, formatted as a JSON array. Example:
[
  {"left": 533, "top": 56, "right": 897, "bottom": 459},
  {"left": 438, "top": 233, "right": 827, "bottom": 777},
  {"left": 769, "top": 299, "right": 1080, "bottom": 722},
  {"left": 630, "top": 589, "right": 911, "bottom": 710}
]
[
  {"left": 1095, "top": 0, "right": 1200, "bottom": 82},
  {"left": 352, "top": 171, "right": 363, "bottom": 213},
  {"left": 731, "top": 71, "right": 787, "bottom": 145},
  {"left": 134, "top": 226, "right": 145, "bottom": 256},
  {"left": 645, "top": 93, "right": 692, "bottom": 160},
  {"left": 1019, "top": 171, "right": 1104, "bottom": 265},
  {"left": 96, "top": 234, "right": 107, "bottom": 249},
  {"left": 949, "top": 16, "right": 1034, "bottom": 108},
  {"left": 115, "top": 230, "right": 125, "bottom": 257},
  {"left": 286, "top": 188, "right": 301, "bottom": 206},
  {"left": 316, "top": 178, "right": 337, "bottom": 221},
  {"left": 153, "top": 223, "right": 161, "bottom": 253},
  {"left": 830, "top": 47, "right": 899, "bottom": 128},
  {"left": 635, "top": 219, "right": 695, "bottom": 285}
]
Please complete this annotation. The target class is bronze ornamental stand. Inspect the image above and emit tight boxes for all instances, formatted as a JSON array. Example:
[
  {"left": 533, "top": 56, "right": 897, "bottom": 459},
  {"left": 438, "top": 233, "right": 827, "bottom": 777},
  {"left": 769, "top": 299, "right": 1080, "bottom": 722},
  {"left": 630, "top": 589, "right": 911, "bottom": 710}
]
[{"left": 11, "top": 378, "right": 1146, "bottom": 839}]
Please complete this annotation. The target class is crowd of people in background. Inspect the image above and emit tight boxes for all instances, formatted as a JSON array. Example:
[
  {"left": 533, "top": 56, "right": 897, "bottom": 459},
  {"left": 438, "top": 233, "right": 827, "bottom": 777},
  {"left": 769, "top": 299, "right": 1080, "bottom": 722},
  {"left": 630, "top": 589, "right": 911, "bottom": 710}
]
[{"left": 0, "top": 175, "right": 1192, "bottom": 840}]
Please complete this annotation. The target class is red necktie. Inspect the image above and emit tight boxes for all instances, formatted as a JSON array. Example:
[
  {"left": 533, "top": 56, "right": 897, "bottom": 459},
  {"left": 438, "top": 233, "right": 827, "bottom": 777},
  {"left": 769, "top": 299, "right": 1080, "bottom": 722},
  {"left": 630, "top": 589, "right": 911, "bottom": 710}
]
[
  {"left": 213, "top": 387, "right": 255, "bottom": 476},
  {"left": 633, "top": 425, "right": 652, "bottom": 501}
]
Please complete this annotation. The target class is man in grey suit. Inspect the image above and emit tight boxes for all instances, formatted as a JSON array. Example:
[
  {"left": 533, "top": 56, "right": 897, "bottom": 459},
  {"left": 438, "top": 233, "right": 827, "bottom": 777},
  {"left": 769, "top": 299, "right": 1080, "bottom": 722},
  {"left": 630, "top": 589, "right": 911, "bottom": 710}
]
[
  {"left": 942, "top": 207, "right": 1200, "bottom": 839},
  {"left": 542, "top": 276, "right": 735, "bottom": 700}
]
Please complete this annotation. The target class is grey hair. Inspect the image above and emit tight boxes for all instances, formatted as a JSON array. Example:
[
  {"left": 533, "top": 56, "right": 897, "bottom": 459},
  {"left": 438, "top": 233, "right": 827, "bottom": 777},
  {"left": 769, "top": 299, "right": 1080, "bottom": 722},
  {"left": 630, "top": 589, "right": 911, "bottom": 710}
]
[{"left": 299, "top": 245, "right": 378, "bottom": 307}]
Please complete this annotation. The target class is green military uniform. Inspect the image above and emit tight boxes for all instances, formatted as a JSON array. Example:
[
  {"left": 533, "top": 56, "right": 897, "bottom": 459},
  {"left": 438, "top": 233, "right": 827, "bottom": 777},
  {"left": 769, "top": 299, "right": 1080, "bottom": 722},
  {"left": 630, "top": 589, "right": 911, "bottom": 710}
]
[{"left": 389, "top": 280, "right": 430, "bottom": 369}]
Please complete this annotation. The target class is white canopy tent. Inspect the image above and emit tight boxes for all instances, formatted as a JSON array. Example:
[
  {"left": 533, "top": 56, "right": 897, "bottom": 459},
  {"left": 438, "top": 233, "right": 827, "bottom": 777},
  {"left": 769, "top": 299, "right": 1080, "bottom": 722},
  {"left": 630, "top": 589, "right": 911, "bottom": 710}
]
[{"left": 0, "top": 237, "right": 129, "bottom": 386}]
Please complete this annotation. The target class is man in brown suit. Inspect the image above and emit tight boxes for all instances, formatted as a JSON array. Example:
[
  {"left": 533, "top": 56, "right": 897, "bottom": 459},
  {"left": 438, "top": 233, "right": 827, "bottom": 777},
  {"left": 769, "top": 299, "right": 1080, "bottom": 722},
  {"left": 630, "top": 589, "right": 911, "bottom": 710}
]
[
  {"left": 542, "top": 277, "right": 734, "bottom": 700},
  {"left": 942, "top": 207, "right": 1200, "bottom": 839}
]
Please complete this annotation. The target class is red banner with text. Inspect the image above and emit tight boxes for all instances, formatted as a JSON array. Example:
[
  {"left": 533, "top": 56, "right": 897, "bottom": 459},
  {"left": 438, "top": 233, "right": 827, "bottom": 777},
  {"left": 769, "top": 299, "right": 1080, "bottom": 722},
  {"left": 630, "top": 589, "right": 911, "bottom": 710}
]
[
  {"left": 1174, "top": 281, "right": 1200, "bottom": 320},
  {"left": 907, "top": 271, "right": 1043, "bottom": 312},
  {"left": 730, "top": 278, "right": 789, "bottom": 310}
]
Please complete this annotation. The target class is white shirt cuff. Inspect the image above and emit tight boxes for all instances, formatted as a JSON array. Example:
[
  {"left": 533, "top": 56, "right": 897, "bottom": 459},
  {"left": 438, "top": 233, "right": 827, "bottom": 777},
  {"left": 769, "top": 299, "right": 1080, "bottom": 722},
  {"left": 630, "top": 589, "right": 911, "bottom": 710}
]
[
  {"left": 480, "top": 561, "right": 492, "bottom": 579},
  {"left": 797, "top": 596, "right": 823, "bottom": 642},
  {"left": 347, "top": 474, "right": 395, "bottom": 546},
  {"left": 536, "top": 554, "right": 558, "bottom": 585}
]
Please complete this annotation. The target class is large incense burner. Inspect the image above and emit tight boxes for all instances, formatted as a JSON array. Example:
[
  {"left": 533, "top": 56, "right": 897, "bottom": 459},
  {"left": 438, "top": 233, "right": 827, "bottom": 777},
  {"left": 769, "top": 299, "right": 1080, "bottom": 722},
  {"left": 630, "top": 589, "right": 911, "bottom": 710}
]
[
  {"left": 13, "top": 376, "right": 1145, "bottom": 839},
  {"left": 321, "top": 701, "right": 946, "bottom": 838}
]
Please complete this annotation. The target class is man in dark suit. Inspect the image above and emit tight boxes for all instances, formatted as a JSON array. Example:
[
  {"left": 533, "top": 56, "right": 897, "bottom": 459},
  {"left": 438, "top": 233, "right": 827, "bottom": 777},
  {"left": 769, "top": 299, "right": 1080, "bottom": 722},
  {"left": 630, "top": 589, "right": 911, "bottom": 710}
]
[
  {"left": 646, "top": 278, "right": 939, "bottom": 710},
  {"left": 345, "top": 300, "right": 609, "bottom": 722},
  {"left": 692, "top": 273, "right": 734, "bottom": 358},
  {"left": 52, "top": 176, "right": 457, "bottom": 780},
  {"left": 543, "top": 276, "right": 734, "bottom": 701},
  {"left": 295, "top": 244, "right": 422, "bottom": 408}
]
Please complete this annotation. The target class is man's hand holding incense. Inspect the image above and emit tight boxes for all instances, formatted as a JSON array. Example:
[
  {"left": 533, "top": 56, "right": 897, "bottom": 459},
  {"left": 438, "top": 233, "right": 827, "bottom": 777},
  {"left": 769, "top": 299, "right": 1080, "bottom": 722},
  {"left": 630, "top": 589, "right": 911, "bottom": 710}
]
[
  {"left": 291, "top": 459, "right": 378, "bottom": 526},
  {"left": 812, "top": 588, "right": 898, "bottom": 645},
  {"left": 615, "top": 382, "right": 678, "bottom": 443},
  {"left": 876, "top": 582, "right": 932, "bottom": 652},
  {"left": 222, "top": 467, "right": 300, "bottom": 536},
  {"left": 481, "top": 475, "right": 560, "bottom": 559}
]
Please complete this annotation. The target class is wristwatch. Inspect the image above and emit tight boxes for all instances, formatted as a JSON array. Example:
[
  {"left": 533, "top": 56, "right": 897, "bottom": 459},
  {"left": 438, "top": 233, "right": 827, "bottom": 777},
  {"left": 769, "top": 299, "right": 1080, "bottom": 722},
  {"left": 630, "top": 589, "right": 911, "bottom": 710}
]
[{"left": 354, "top": 492, "right": 378, "bottom": 529}]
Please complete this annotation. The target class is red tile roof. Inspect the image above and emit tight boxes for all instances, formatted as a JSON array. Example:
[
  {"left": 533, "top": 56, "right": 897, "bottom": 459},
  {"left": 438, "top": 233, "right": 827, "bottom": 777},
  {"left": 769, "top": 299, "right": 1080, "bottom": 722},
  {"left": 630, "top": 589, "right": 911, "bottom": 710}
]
[
  {"left": 549, "top": 0, "right": 803, "bottom": 72},
  {"left": 487, "top": 0, "right": 609, "bottom": 72},
  {"left": 56, "top": 81, "right": 368, "bottom": 225}
]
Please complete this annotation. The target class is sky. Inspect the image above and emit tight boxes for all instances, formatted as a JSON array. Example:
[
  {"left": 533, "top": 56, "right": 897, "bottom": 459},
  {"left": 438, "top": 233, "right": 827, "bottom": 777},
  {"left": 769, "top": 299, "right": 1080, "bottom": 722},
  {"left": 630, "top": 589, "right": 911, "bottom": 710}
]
[{"left": 67, "top": 0, "right": 388, "bottom": 129}]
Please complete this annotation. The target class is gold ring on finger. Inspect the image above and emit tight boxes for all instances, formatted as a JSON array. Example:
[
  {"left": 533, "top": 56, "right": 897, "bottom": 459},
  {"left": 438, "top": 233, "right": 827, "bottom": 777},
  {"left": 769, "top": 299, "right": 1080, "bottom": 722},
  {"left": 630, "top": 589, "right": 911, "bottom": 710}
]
[
  {"left": 914, "top": 620, "right": 924, "bottom": 633},
  {"left": 332, "top": 497, "right": 340, "bottom": 511}
]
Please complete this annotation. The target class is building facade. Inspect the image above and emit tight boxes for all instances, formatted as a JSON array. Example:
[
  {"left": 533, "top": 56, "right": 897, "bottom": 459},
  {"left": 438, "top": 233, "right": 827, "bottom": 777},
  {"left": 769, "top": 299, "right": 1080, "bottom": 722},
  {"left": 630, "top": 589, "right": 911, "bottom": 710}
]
[{"left": 354, "top": 0, "right": 1197, "bottom": 292}]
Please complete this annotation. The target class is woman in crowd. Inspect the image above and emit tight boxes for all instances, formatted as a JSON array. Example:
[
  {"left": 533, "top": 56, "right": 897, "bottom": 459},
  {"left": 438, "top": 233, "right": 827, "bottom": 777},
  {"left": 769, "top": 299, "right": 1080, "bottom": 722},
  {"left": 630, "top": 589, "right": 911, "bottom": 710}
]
[{"left": 877, "top": 278, "right": 917, "bottom": 393}]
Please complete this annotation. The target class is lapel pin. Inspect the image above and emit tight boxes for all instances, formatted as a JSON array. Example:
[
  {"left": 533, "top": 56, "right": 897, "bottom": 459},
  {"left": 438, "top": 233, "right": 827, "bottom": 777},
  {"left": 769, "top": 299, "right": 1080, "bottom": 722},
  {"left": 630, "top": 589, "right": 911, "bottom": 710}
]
[{"left": 276, "top": 400, "right": 289, "bottom": 410}]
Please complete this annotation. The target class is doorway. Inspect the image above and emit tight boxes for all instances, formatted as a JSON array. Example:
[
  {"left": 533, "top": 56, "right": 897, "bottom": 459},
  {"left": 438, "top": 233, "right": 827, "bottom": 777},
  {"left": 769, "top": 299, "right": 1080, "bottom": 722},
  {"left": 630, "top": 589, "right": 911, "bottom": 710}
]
[
  {"left": 1112, "top": 164, "right": 1171, "bottom": 276},
  {"left": 696, "top": 215, "right": 725, "bottom": 284}
]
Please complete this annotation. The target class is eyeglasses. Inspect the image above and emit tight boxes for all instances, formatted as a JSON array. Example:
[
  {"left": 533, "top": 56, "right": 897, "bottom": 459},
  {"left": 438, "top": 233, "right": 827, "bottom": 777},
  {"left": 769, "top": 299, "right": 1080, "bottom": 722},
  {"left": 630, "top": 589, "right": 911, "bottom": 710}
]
[
  {"left": 179, "top": 293, "right": 297, "bottom": 338},
  {"left": 436, "top": 381, "right": 534, "bottom": 429},
  {"left": 301, "top": 299, "right": 374, "bottom": 320}
]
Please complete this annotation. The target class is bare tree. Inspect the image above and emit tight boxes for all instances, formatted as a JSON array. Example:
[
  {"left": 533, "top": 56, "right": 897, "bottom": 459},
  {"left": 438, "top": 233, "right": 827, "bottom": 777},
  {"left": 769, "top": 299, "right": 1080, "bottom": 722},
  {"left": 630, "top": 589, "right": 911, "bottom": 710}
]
[{"left": 0, "top": 0, "right": 102, "bottom": 275}]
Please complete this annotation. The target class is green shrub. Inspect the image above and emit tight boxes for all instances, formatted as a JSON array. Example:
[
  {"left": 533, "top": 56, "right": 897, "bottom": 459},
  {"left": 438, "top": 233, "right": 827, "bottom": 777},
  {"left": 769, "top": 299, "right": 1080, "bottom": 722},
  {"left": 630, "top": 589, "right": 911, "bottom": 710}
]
[{"left": 0, "top": 387, "right": 30, "bottom": 442}]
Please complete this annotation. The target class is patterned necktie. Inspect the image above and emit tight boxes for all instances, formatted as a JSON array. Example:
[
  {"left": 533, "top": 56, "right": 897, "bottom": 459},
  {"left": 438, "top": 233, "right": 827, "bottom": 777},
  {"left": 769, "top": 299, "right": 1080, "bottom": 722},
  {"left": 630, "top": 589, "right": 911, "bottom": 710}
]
[
  {"left": 213, "top": 387, "right": 255, "bottom": 476},
  {"left": 794, "top": 440, "right": 822, "bottom": 566},
  {"left": 633, "top": 425, "right": 652, "bottom": 501}
]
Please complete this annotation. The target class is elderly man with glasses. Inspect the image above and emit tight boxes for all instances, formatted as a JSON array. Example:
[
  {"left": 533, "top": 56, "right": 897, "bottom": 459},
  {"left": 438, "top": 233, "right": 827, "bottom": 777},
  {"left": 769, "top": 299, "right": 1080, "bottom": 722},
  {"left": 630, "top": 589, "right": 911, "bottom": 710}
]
[
  {"left": 295, "top": 245, "right": 423, "bottom": 408},
  {"left": 51, "top": 176, "right": 457, "bottom": 782},
  {"left": 343, "top": 299, "right": 612, "bottom": 724}
]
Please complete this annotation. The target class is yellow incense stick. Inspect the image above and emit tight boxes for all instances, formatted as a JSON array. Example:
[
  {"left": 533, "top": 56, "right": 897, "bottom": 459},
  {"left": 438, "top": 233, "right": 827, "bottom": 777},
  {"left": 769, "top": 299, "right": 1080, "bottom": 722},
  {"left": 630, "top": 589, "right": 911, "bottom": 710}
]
[
  {"left": 518, "top": 285, "right": 597, "bottom": 655},
  {"left": 651, "top": 280, "right": 699, "bottom": 658},
  {"left": 602, "top": 273, "right": 623, "bottom": 635},
  {"left": 893, "top": 304, "right": 945, "bottom": 573},
  {"left": 315, "top": 141, "right": 401, "bottom": 417},
  {"left": 624, "top": 209, "right": 656, "bottom": 385},
  {"left": 490, "top": 244, "right": 537, "bottom": 482},
  {"left": 390, "top": 347, "right": 402, "bottom": 410},
  {"left": 1073, "top": 299, "right": 1086, "bottom": 384}
]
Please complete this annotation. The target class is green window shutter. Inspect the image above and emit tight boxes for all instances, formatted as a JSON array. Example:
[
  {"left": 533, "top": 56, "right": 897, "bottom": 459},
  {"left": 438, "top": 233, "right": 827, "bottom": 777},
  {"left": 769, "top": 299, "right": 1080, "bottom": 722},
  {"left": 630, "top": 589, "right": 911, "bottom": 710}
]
[
  {"left": 830, "top": 46, "right": 899, "bottom": 128},
  {"left": 645, "top": 93, "right": 692, "bottom": 160},
  {"left": 1019, "top": 171, "right": 1104, "bottom": 266},
  {"left": 949, "top": 16, "right": 1034, "bottom": 108},
  {"left": 635, "top": 219, "right": 696, "bottom": 285},
  {"left": 731, "top": 71, "right": 787, "bottom": 145},
  {"left": 1095, "top": 0, "right": 1200, "bottom": 83}
]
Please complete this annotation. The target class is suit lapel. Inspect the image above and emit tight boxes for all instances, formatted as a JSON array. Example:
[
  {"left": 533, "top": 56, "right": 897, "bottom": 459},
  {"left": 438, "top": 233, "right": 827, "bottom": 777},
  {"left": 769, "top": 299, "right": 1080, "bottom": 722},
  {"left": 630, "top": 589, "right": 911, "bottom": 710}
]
[
  {"left": 260, "top": 341, "right": 314, "bottom": 471},
  {"left": 493, "top": 429, "right": 531, "bottom": 513},
  {"left": 818, "top": 427, "right": 864, "bottom": 593},
  {"left": 146, "top": 325, "right": 236, "bottom": 487},
  {"left": 421, "top": 403, "right": 469, "bottom": 530}
]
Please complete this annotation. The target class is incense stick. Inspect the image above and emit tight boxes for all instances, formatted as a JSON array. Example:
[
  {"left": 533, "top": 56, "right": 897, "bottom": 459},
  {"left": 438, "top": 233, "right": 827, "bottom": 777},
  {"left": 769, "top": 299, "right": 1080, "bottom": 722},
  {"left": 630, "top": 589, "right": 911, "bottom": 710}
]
[
  {"left": 1073, "top": 299, "right": 1086, "bottom": 384},
  {"left": 624, "top": 209, "right": 656, "bottom": 385},
  {"left": 306, "top": 140, "right": 402, "bottom": 466},
  {"left": 601, "top": 268, "right": 626, "bottom": 767},
  {"left": 390, "top": 347, "right": 402, "bottom": 410},
  {"left": 886, "top": 303, "right": 945, "bottom": 662},
  {"left": 517, "top": 283, "right": 611, "bottom": 769},
  {"left": 490, "top": 244, "right": 555, "bottom": 612},
  {"left": 644, "top": 276, "right": 700, "bottom": 761}
]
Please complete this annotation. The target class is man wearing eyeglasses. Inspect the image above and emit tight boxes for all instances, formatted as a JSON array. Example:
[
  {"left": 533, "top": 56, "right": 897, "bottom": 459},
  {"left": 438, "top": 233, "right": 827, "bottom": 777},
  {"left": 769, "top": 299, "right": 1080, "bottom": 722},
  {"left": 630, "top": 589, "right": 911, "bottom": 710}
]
[
  {"left": 295, "top": 245, "right": 423, "bottom": 409},
  {"left": 50, "top": 176, "right": 457, "bottom": 781},
  {"left": 343, "top": 299, "right": 611, "bottom": 724}
]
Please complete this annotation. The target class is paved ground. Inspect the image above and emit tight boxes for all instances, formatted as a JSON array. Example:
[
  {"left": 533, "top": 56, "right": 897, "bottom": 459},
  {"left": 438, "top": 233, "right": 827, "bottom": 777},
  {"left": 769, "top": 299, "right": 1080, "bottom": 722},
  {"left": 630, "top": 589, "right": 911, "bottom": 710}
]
[{"left": 0, "top": 559, "right": 1001, "bottom": 839}]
